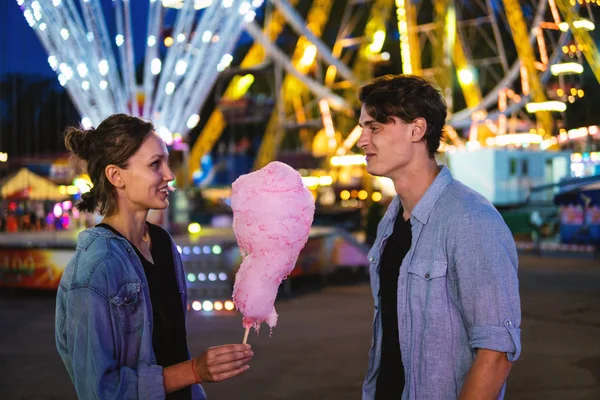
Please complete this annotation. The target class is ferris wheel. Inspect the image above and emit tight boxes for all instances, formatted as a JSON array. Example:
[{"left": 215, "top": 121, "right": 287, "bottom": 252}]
[
  {"left": 406, "top": 0, "right": 599, "bottom": 146},
  {"left": 15, "top": 0, "right": 600, "bottom": 178},
  {"left": 16, "top": 0, "right": 266, "bottom": 142},
  {"left": 188, "top": 0, "right": 600, "bottom": 174}
]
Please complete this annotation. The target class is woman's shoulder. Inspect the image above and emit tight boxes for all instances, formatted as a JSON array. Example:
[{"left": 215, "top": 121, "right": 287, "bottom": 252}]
[
  {"left": 66, "top": 228, "right": 134, "bottom": 289},
  {"left": 76, "top": 226, "right": 129, "bottom": 254}
]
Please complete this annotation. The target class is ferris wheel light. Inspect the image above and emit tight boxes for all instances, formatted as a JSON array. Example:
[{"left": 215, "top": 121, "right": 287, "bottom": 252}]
[
  {"left": 151, "top": 58, "right": 162, "bottom": 75},
  {"left": 202, "top": 31, "right": 212, "bottom": 43},
  {"left": 457, "top": 68, "right": 475, "bottom": 85},
  {"left": 550, "top": 62, "right": 584, "bottom": 75},
  {"left": 244, "top": 10, "right": 256, "bottom": 22},
  {"left": 32, "top": 2, "right": 42, "bottom": 20},
  {"left": 187, "top": 114, "right": 200, "bottom": 129},
  {"left": 81, "top": 117, "right": 93, "bottom": 129},
  {"left": 162, "top": 0, "right": 182, "bottom": 8},
  {"left": 98, "top": 59, "right": 109, "bottom": 76},
  {"left": 165, "top": 82, "right": 176, "bottom": 95},
  {"left": 23, "top": 10, "right": 35, "bottom": 27},
  {"left": 196, "top": 0, "right": 214, "bottom": 9},
  {"left": 77, "top": 63, "right": 88, "bottom": 78},
  {"left": 368, "top": 30, "right": 386, "bottom": 54},
  {"left": 559, "top": 19, "right": 595, "bottom": 32},
  {"left": 300, "top": 45, "right": 317, "bottom": 67},
  {"left": 175, "top": 60, "right": 188, "bottom": 76},
  {"left": 239, "top": 1, "right": 252, "bottom": 15},
  {"left": 575, "top": 19, "right": 595, "bottom": 31},
  {"left": 48, "top": 56, "right": 58, "bottom": 70},
  {"left": 525, "top": 101, "right": 567, "bottom": 113}
]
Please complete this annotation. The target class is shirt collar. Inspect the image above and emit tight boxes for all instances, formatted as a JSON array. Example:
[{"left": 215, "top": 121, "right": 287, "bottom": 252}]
[{"left": 410, "top": 165, "right": 453, "bottom": 225}]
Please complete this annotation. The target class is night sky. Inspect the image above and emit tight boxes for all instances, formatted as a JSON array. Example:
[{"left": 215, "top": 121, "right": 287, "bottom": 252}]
[
  {"left": 1, "top": 1, "right": 54, "bottom": 77},
  {"left": 1, "top": 0, "right": 154, "bottom": 78}
]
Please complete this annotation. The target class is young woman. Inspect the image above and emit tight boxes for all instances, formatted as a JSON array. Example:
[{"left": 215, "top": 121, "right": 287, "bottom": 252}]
[{"left": 55, "top": 114, "right": 252, "bottom": 399}]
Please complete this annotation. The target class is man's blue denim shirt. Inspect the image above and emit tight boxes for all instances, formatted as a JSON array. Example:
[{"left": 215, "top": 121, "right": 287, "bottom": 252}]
[
  {"left": 56, "top": 226, "right": 206, "bottom": 400},
  {"left": 363, "top": 166, "right": 521, "bottom": 400}
]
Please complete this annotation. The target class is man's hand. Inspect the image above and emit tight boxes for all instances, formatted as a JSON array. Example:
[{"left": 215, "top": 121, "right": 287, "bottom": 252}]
[
  {"left": 193, "top": 344, "right": 253, "bottom": 382},
  {"left": 459, "top": 349, "right": 513, "bottom": 400}
]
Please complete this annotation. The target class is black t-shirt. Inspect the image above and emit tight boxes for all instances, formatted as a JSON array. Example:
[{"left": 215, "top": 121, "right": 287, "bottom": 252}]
[
  {"left": 375, "top": 211, "right": 412, "bottom": 400},
  {"left": 97, "top": 222, "right": 191, "bottom": 400}
]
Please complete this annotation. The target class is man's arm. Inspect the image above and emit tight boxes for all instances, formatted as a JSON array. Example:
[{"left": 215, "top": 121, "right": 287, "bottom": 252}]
[
  {"left": 450, "top": 208, "right": 522, "bottom": 398},
  {"left": 459, "top": 349, "right": 513, "bottom": 400}
]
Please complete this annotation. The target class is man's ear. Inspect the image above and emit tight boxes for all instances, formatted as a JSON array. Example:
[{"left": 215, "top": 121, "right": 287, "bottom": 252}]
[
  {"left": 105, "top": 165, "right": 125, "bottom": 189},
  {"left": 410, "top": 118, "right": 428, "bottom": 143}
]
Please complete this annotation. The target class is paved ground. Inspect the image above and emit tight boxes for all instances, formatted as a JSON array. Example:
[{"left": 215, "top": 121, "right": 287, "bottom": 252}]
[{"left": 0, "top": 255, "right": 599, "bottom": 399}]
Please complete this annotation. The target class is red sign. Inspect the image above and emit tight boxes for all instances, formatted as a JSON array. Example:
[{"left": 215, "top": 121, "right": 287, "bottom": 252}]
[{"left": 0, "top": 249, "right": 73, "bottom": 289}]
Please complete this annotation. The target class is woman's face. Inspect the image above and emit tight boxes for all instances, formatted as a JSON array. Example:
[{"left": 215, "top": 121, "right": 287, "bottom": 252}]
[{"left": 118, "top": 133, "right": 175, "bottom": 212}]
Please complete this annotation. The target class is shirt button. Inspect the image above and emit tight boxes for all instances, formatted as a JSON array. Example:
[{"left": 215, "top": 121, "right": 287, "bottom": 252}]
[
  {"left": 424, "top": 273, "right": 430, "bottom": 279},
  {"left": 369, "top": 256, "right": 375, "bottom": 262},
  {"left": 505, "top": 320, "right": 513, "bottom": 327}
]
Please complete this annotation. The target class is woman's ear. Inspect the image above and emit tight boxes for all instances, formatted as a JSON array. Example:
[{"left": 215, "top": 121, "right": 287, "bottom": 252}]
[
  {"left": 105, "top": 165, "right": 125, "bottom": 189},
  {"left": 410, "top": 118, "right": 428, "bottom": 143}
]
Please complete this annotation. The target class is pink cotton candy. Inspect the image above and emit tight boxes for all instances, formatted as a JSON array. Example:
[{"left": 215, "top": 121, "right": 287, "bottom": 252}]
[{"left": 231, "top": 161, "right": 315, "bottom": 334}]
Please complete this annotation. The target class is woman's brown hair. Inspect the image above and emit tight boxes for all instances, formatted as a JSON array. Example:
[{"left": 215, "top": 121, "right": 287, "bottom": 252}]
[{"left": 64, "top": 114, "right": 155, "bottom": 216}]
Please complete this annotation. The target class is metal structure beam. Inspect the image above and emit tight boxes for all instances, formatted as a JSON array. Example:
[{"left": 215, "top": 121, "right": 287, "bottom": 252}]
[
  {"left": 253, "top": 0, "right": 336, "bottom": 170},
  {"left": 502, "top": 0, "right": 553, "bottom": 137},
  {"left": 555, "top": 0, "right": 600, "bottom": 84},
  {"left": 187, "top": 0, "right": 300, "bottom": 180}
]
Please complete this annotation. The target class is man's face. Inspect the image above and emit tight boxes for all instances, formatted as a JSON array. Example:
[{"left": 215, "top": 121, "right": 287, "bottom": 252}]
[{"left": 357, "top": 105, "right": 415, "bottom": 179}]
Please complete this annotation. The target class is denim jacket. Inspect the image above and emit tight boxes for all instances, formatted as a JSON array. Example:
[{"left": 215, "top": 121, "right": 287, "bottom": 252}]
[
  {"left": 56, "top": 226, "right": 206, "bottom": 400},
  {"left": 363, "top": 166, "right": 521, "bottom": 400}
]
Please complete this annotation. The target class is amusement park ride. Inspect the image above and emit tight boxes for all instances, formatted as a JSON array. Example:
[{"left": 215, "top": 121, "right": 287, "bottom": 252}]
[
  {"left": 6, "top": 0, "right": 600, "bottom": 298},
  {"left": 15, "top": 0, "right": 599, "bottom": 146},
  {"left": 15, "top": 0, "right": 600, "bottom": 193}
]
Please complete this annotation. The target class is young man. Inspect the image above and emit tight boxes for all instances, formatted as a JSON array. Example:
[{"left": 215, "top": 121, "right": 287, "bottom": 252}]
[{"left": 358, "top": 75, "right": 521, "bottom": 400}]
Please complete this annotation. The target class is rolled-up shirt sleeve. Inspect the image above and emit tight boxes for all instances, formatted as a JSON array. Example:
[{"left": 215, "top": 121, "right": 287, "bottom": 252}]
[{"left": 451, "top": 209, "right": 522, "bottom": 362}]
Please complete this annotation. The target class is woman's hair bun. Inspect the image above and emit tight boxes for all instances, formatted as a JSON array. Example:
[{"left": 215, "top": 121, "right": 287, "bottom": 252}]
[{"left": 64, "top": 126, "right": 95, "bottom": 161}]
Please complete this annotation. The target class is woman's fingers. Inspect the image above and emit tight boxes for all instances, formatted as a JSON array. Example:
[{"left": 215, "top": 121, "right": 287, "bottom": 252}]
[
  {"left": 211, "top": 356, "right": 252, "bottom": 375},
  {"left": 208, "top": 344, "right": 250, "bottom": 358},
  {"left": 211, "top": 349, "right": 253, "bottom": 365},
  {"left": 211, "top": 365, "right": 250, "bottom": 382}
]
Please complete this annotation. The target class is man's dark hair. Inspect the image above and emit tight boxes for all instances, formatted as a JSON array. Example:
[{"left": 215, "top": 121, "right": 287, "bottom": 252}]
[
  {"left": 64, "top": 114, "right": 155, "bottom": 216},
  {"left": 359, "top": 74, "right": 447, "bottom": 158}
]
